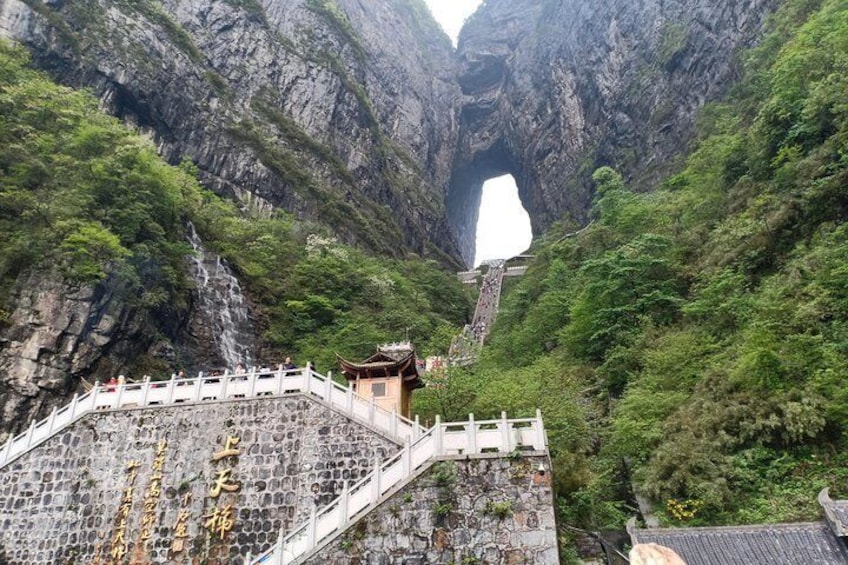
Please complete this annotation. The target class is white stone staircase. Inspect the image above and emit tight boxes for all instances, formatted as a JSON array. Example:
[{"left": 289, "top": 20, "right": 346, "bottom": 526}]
[
  {"left": 0, "top": 366, "right": 548, "bottom": 565},
  {"left": 0, "top": 367, "right": 424, "bottom": 469},
  {"left": 248, "top": 410, "right": 548, "bottom": 565}
]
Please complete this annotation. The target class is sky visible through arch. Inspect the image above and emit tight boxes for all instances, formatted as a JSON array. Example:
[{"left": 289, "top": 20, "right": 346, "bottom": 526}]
[
  {"left": 423, "top": 0, "right": 534, "bottom": 267},
  {"left": 423, "top": 0, "right": 482, "bottom": 44},
  {"left": 473, "top": 175, "right": 533, "bottom": 267}
]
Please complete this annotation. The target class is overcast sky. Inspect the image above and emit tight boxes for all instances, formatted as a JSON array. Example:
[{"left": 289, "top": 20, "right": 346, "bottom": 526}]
[
  {"left": 423, "top": 1, "right": 533, "bottom": 266},
  {"left": 423, "top": 0, "right": 482, "bottom": 44},
  {"left": 473, "top": 176, "right": 533, "bottom": 266}
]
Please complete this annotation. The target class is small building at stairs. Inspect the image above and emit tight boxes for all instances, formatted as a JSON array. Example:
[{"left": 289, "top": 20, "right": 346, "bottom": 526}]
[{"left": 337, "top": 342, "right": 424, "bottom": 419}]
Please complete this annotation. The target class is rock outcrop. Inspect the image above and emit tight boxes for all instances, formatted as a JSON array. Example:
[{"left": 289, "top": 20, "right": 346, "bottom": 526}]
[
  {"left": 0, "top": 0, "right": 464, "bottom": 262},
  {"left": 449, "top": 0, "right": 779, "bottom": 264},
  {"left": 0, "top": 272, "right": 157, "bottom": 442}
]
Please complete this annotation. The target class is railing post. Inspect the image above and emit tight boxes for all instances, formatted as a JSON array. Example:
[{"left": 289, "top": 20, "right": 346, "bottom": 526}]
[
  {"left": 535, "top": 409, "right": 546, "bottom": 450},
  {"left": 413, "top": 415, "right": 420, "bottom": 440},
  {"left": 141, "top": 377, "right": 151, "bottom": 406},
  {"left": 371, "top": 457, "right": 382, "bottom": 502},
  {"left": 220, "top": 373, "right": 229, "bottom": 399},
  {"left": 90, "top": 382, "right": 100, "bottom": 411},
  {"left": 324, "top": 372, "right": 333, "bottom": 401},
  {"left": 338, "top": 480, "right": 349, "bottom": 526},
  {"left": 25, "top": 420, "right": 36, "bottom": 448},
  {"left": 1, "top": 439, "right": 11, "bottom": 466},
  {"left": 47, "top": 407, "right": 58, "bottom": 433},
  {"left": 195, "top": 375, "right": 203, "bottom": 402},
  {"left": 306, "top": 506, "right": 317, "bottom": 550},
  {"left": 501, "top": 411, "right": 511, "bottom": 452},
  {"left": 390, "top": 408, "right": 398, "bottom": 437},
  {"left": 402, "top": 442, "right": 411, "bottom": 476},
  {"left": 249, "top": 366, "right": 257, "bottom": 397},
  {"left": 114, "top": 381, "right": 125, "bottom": 409},
  {"left": 368, "top": 396, "right": 376, "bottom": 425},
  {"left": 304, "top": 369, "right": 311, "bottom": 395},
  {"left": 273, "top": 529, "right": 284, "bottom": 563},
  {"left": 167, "top": 375, "right": 177, "bottom": 404},
  {"left": 346, "top": 385, "right": 354, "bottom": 413},
  {"left": 434, "top": 415, "right": 442, "bottom": 454},
  {"left": 467, "top": 413, "right": 477, "bottom": 455},
  {"left": 276, "top": 364, "right": 284, "bottom": 395},
  {"left": 69, "top": 393, "right": 79, "bottom": 420}
]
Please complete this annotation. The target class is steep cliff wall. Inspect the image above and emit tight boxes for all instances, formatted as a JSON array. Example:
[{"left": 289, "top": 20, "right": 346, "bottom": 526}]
[
  {"left": 0, "top": 272, "right": 169, "bottom": 444},
  {"left": 0, "top": 394, "right": 401, "bottom": 563},
  {"left": 449, "top": 0, "right": 779, "bottom": 264},
  {"left": 0, "top": 0, "right": 784, "bottom": 436},
  {"left": 0, "top": 0, "right": 464, "bottom": 439},
  {"left": 0, "top": 0, "right": 464, "bottom": 261}
]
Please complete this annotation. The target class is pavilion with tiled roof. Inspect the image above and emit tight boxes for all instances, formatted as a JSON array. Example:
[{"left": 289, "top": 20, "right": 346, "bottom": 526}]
[
  {"left": 628, "top": 488, "right": 848, "bottom": 564},
  {"left": 337, "top": 342, "right": 424, "bottom": 418}
]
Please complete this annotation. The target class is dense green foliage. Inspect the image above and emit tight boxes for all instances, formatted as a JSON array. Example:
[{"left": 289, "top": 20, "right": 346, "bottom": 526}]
[
  {"left": 412, "top": 0, "right": 848, "bottom": 543},
  {"left": 0, "top": 43, "right": 471, "bottom": 373},
  {"left": 0, "top": 45, "right": 193, "bottom": 317}
]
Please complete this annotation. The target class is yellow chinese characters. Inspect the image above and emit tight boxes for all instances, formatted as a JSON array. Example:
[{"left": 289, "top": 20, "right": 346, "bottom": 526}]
[
  {"left": 209, "top": 468, "right": 240, "bottom": 498},
  {"left": 110, "top": 460, "right": 140, "bottom": 560},
  {"left": 204, "top": 435, "right": 241, "bottom": 540},
  {"left": 212, "top": 435, "right": 240, "bottom": 461},
  {"left": 140, "top": 440, "right": 168, "bottom": 543},
  {"left": 170, "top": 493, "right": 192, "bottom": 553},
  {"left": 203, "top": 503, "right": 235, "bottom": 539}
]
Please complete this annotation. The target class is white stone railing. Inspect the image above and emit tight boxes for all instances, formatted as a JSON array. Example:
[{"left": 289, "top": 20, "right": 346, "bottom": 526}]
[
  {"left": 0, "top": 368, "right": 425, "bottom": 469},
  {"left": 505, "top": 265, "right": 528, "bottom": 277},
  {"left": 456, "top": 270, "right": 481, "bottom": 284},
  {"left": 248, "top": 410, "right": 548, "bottom": 565}
]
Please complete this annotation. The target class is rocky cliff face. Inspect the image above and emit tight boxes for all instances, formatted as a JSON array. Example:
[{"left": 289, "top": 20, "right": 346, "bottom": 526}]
[
  {"left": 0, "top": 272, "right": 159, "bottom": 442},
  {"left": 0, "top": 0, "right": 463, "bottom": 261},
  {"left": 449, "top": 0, "right": 779, "bottom": 264},
  {"left": 0, "top": 0, "right": 780, "bottom": 435},
  {"left": 0, "top": 0, "right": 463, "bottom": 438}
]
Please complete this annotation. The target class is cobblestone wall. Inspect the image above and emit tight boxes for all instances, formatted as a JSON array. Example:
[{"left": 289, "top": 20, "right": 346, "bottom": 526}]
[
  {"left": 301, "top": 454, "right": 559, "bottom": 565},
  {"left": 0, "top": 395, "right": 401, "bottom": 564}
]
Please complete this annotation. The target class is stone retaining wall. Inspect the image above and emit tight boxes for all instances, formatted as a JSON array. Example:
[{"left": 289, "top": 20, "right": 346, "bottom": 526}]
[
  {"left": 0, "top": 395, "right": 401, "bottom": 564},
  {"left": 301, "top": 454, "right": 559, "bottom": 564}
]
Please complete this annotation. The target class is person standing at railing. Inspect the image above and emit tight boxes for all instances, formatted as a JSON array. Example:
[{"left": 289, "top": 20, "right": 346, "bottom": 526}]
[
  {"left": 173, "top": 369, "right": 188, "bottom": 387},
  {"left": 284, "top": 357, "right": 296, "bottom": 372},
  {"left": 106, "top": 376, "right": 118, "bottom": 392}
]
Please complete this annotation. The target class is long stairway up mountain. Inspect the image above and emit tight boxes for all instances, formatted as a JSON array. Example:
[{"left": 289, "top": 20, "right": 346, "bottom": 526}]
[
  {"left": 0, "top": 367, "right": 424, "bottom": 470},
  {"left": 249, "top": 410, "right": 548, "bottom": 564},
  {"left": 449, "top": 260, "right": 508, "bottom": 366}
]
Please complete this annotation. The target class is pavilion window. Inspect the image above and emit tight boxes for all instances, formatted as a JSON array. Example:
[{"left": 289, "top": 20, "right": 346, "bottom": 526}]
[{"left": 372, "top": 383, "right": 386, "bottom": 397}]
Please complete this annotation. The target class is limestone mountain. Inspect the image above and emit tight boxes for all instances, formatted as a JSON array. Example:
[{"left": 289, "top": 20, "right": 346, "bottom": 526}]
[
  {"left": 449, "top": 0, "right": 778, "bottom": 264},
  {"left": 0, "top": 0, "right": 779, "bottom": 264},
  {"left": 0, "top": 0, "right": 780, "bottom": 443},
  {"left": 0, "top": 0, "right": 464, "bottom": 260}
]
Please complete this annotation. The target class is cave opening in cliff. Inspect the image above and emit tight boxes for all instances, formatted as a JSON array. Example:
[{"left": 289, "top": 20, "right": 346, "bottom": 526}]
[{"left": 474, "top": 175, "right": 532, "bottom": 267}]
